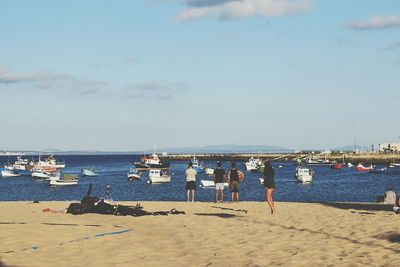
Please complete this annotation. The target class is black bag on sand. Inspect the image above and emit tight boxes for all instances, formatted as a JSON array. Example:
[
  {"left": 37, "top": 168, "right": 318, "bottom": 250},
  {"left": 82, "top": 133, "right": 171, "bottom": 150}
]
[{"left": 66, "top": 203, "right": 86, "bottom": 215}]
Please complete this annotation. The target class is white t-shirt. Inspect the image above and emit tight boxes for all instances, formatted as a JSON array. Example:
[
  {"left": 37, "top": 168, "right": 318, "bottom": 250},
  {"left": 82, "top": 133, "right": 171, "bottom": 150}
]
[
  {"left": 185, "top": 168, "right": 197, "bottom": 182},
  {"left": 384, "top": 190, "right": 397, "bottom": 204}
]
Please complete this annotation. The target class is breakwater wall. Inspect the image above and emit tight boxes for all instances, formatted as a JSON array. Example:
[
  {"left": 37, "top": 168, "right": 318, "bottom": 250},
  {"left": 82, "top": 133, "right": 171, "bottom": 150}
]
[{"left": 164, "top": 152, "right": 400, "bottom": 165}]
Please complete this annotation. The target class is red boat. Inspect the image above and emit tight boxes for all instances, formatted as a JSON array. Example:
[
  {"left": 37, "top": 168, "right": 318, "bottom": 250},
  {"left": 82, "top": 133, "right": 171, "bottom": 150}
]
[
  {"left": 357, "top": 163, "right": 373, "bottom": 172},
  {"left": 330, "top": 163, "right": 343, "bottom": 169}
]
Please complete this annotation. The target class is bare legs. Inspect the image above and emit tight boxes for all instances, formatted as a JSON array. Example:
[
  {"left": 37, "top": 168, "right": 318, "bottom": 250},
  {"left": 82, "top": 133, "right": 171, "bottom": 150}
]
[
  {"left": 231, "top": 192, "right": 239, "bottom": 202},
  {"left": 187, "top": 190, "right": 195, "bottom": 202},
  {"left": 216, "top": 190, "right": 224, "bottom": 203},
  {"left": 266, "top": 188, "right": 276, "bottom": 214}
]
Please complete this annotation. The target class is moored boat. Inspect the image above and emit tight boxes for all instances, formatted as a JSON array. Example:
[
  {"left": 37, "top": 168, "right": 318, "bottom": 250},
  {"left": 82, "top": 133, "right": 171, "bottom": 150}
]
[
  {"left": 356, "top": 163, "right": 373, "bottom": 172},
  {"left": 81, "top": 168, "right": 99, "bottom": 177},
  {"left": 191, "top": 156, "right": 203, "bottom": 173},
  {"left": 245, "top": 157, "right": 263, "bottom": 171},
  {"left": 330, "top": 163, "right": 343, "bottom": 170},
  {"left": 49, "top": 172, "right": 78, "bottom": 186},
  {"left": 370, "top": 167, "right": 387, "bottom": 174},
  {"left": 294, "top": 166, "right": 314, "bottom": 183},
  {"left": 200, "top": 180, "right": 229, "bottom": 188},
  {"left": 148, "top": 169, "right": 171, "bottom": 183},
  {"left": 1, "top": 169, "right": 20, "bottom": 177},
  {"left": 204, "top": 167, "right": 214, "bottom": 176},
  {"left": 304, "top": 157, "right": 331, "bottom": 165},
  {"left": 134, "top": 153, "right": 170, "bottom": 170},
  {"left": 127, "top": 168, "right": 141, "bottom": 180}
]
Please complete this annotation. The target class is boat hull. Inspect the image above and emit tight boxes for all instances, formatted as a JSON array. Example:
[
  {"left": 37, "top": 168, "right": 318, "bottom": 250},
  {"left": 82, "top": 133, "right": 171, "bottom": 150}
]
[
  {"left": 200, "top": 180, "right": 229, "bottom": 188},
  {"left": 148, "top": 175, "right": 171, "bottom": 183},
  {"left": 1, "top": 170, "right": 20, "bottom": 177}
]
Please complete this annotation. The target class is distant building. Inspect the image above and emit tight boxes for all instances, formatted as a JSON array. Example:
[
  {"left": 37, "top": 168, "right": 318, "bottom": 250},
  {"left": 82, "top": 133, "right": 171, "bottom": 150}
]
[{"left": 379, "top": 143, "right": 400, "bottom": 153}]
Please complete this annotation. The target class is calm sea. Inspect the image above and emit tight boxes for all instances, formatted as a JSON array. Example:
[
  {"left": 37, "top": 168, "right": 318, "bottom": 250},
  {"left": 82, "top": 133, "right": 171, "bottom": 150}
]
[{"left": 0, "top": 154, "right": 399, "bottom": 202}]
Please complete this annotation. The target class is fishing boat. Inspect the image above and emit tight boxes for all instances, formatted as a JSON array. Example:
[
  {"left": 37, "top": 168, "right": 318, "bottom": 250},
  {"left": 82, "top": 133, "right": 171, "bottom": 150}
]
[
  {"left": 294, "top": 167, "right": 314, "bottom": 183},
  {"left": 35, "top": 155, "right": 65, "bottom": 169},
  {"left": 1, "top": 169, "right": 20, "bottom": 177},
  {"left": 81, "top": 168, "right": 99, "bottom": 177},
  {"left": 31, "top": 167, "right": 57, "bottom": 180},
  {"left": 200, "top": 180, "right": 229, "bottom": 188},
  {"left": 245, "top": 157, "right": 263, "bottom": 171},
  {"left": 49, "top": 172, "right": 78, "bottom": 186},
  {"left": 356, "top": 163, "right": 373, "bottom": 172},
  {"left": 148, "top": 169, "right": 171, "bottom": 183},
  {"left": 127, "top": 168, "right": 141, "bottom": 180},
  {"left": 133, "top": 153, "right": 170, "bottom": 170}
]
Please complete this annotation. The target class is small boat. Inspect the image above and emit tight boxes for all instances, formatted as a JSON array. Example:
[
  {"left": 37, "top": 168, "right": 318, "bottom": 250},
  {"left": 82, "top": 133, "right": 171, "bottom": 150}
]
[
  {"left": 304, "top": 157, "right": 331, "bottom": 165},
  {"left": 1, "top": 169, "right": 20, "bottom": 177},
  {"left": 245, "top": 157, "right": 263, "bottom": 171},
  {"left": 81, "top": 168, "right": 99, "bottom": 177},
  {"left": 389, "top": 163, "right": 400, "bottom": 168},
  {"left": 127, "top": 168, "right": 141, "bottom": 180},
  {"left": 370, "top": 167, "right": 387, "bottom": 174},
  {"left": 148, "top": 169, "right": 171, "bottom": 183},
  {"left": 357, "top": 163, "right": 373, "bottom": 172},
  {"left": 31, "top": 167, "right": 57, "bottom": 180},
  {"left": 347, "top": 163, "right": 354, "bottom": 168},
  {"left": 190, "top": 156, "right": 203, "bottom": 173},
  {"left": 200, "top": 180, "right": 229, "bottom": 188},
  {"left": 49, "top": 172, "right": 78, "bottom": 186},
  {"left": 330, "top": 163, "right": 343, "bottom": 170},
  {"left": 204, "top": 167, "right": 214, "bottom": 176},
  {"left": 294, "top": 167, "right": 314, "bottom": 183}
]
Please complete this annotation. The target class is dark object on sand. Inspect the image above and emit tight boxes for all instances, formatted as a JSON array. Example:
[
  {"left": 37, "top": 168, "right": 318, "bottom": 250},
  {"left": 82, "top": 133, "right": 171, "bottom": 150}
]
[{"left": 67, "top": 184, "right": 185, "bottom": 217}]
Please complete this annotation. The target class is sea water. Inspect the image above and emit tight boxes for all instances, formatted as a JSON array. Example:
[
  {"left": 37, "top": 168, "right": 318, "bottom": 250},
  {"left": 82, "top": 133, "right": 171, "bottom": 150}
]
[{"left": 0, "top": 154, "right": 399, "bottom": 202}]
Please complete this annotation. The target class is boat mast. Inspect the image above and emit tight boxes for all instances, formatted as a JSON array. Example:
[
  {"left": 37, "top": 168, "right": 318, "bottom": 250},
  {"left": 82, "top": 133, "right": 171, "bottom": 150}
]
[{"left": 353, "top": 113, "right": 358, "bottom": 153}]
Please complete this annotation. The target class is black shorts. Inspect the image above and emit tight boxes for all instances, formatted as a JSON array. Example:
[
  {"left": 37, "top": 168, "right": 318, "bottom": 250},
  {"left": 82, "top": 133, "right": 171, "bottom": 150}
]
[
  {"left": 186, "top": 181, "right": 196, "bottom": 191},
  {"left": 263, "top": 177, "right": 275, "bottom": 189}
]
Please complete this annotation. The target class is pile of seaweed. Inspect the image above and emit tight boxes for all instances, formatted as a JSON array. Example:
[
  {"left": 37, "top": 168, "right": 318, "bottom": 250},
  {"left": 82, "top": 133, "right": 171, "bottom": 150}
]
[{"left": 67, "top": 184, "right": 184, "bottom": 217}]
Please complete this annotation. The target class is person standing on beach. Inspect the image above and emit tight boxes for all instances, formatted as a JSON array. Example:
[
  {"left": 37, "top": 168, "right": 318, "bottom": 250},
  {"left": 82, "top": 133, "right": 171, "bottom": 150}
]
[
  {"left": 185, "top": 161, "right": 197, "bottom": 202},
  {"left": 227, "top": 162, "right": 240, "bottom": 202},
  {"left": 213, "top": 161, "right": 225, "bottom": 203},
  {"left": 263, "top": 161, "right": 276, "bottom": 214}
]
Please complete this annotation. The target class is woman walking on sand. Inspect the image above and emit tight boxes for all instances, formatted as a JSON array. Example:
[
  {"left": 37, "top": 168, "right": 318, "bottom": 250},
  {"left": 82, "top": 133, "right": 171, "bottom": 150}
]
[{"left": 263, "top": 160, "right": 276, "bottom": 214}]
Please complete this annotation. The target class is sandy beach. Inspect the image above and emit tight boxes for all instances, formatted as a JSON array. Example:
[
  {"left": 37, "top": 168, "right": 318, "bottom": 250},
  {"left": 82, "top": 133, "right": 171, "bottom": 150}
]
[{"left": 1, "top": 201, "right": 399, "bottom": 267}]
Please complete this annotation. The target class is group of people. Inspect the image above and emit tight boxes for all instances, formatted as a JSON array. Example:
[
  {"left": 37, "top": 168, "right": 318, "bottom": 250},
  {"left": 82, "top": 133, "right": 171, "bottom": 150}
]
[{"left": 185, "top": 160, "right": 277, "bottom": 214}]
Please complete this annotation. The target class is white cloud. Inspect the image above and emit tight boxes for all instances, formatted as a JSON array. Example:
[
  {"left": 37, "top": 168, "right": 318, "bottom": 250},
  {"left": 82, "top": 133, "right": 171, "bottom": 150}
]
[
  {"left": 176, "top": 0, "right": 312, "bottom": 21},
  {"left": 347, "top": 15, "right": 400, "bottom": 30},
  {"left": 0, "top": 66, "right": 106, "bottom": 94},
  {"left": 124, "top": 80, "right": 190, "bottom": 100}
]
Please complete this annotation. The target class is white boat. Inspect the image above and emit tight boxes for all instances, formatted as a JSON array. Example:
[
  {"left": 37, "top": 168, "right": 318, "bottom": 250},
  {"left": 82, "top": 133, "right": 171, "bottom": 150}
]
[
  {"left": 127, "top": 168, "right": 140, "bottom": 180},
  {"left": 81, "top": 168, "right": 99, "bottom": 177},
  {"left": 389, "top": 163, "right": 400, "bottom": 168},
  {"left": 245, "top": 157, "right": 263, "bottom": 171},
  {"left": 148, "top": 169, "right": 171, "bottom": 183},
  {"left": 200, "top": 180, "right": 229, "bottom": 188},
  {"left": 347, "top": 163, "right": 354, "bottom": 168},
  {"left": 304, "top": 157, "right": 331, "bottom": 165},
  {"left": 31, "top": 167, "right": 57, "bottom": 180},
  {"left": 134, "top": 153, "right": 170, "bottom": 170},
  {"left": 294, "top": 167, "right": 314, "bottom": 183},
  {"left": 204, "top": 167, "right": 214, "bottom": 176},
  {"left": 191, "top": 156, "right": 203, "bottom": 173},
  {"left": 35, "top": 155, "right": 65, "bottom": 169},
  {"left": 1, "top": 169, "right": 20, "bottom": 177},
  {"left": 49, "top": 173, "right": 78, "bottom": 186}
]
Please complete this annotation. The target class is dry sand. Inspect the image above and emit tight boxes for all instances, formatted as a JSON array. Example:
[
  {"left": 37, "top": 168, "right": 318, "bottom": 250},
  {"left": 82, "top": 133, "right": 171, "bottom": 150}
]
[{"left": 1, "top": 201, "right": 400, "bottom": 267}]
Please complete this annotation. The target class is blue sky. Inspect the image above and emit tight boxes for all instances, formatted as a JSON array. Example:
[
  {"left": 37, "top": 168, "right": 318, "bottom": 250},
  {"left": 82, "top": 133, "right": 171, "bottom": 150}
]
[{"left": 1, "top": 0, "right": 399, "bottom": 151}]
